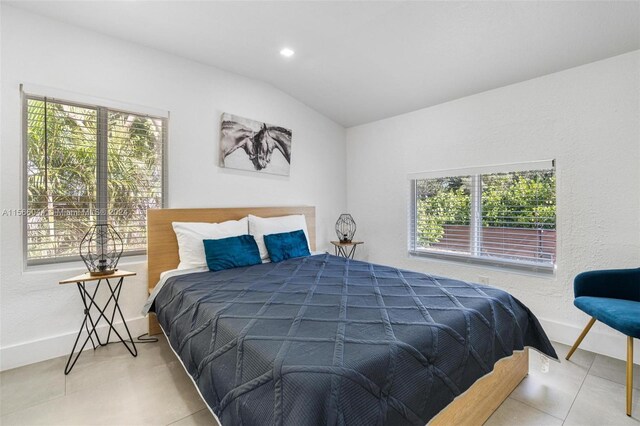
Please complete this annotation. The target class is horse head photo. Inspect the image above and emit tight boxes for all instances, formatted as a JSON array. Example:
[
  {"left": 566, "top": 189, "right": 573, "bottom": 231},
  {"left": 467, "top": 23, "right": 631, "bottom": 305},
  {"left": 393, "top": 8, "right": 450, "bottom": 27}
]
[{"left": 220, "top": 113, "right": 292, "bottom": 176}]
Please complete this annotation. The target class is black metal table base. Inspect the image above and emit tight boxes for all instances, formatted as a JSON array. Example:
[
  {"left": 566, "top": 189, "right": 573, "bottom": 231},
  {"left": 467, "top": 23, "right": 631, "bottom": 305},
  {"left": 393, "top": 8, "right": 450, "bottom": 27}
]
[
  {"left": 334, "top": 244, "right": 359, "bottom": 259},
  {"left": 64, "top": 276, "right": 137, "bottom": 374}
]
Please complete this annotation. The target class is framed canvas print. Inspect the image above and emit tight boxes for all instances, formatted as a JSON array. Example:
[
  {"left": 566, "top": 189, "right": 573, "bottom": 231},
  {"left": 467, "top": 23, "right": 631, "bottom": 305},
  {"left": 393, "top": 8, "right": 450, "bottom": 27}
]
[{"left": 220, "top": 113, "right": 292, "bottom": 176}]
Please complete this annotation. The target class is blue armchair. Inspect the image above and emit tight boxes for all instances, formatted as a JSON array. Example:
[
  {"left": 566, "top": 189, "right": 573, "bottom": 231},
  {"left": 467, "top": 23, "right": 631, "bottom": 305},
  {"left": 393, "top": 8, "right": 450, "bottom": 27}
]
[{"left": 565, "top": 268, "right": 640, "bottom": 416}]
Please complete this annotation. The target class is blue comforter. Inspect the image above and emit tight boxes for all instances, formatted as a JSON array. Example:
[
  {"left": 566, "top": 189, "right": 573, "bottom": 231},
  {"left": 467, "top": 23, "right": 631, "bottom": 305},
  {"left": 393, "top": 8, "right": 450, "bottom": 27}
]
[{"left": 152, "top": 254, "right": 556, "bottom": 425}]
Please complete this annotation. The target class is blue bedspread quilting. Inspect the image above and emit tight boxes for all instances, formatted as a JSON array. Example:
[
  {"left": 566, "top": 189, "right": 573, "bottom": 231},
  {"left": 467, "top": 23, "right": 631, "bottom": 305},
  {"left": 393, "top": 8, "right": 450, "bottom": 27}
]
[{"left": 152, "top": 254, "right": 557, "bottom": 425}]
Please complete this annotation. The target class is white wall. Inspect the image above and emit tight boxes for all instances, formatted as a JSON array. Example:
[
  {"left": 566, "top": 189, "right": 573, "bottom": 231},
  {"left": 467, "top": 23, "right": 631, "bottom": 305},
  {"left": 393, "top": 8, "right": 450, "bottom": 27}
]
[
  {"left": 346, "top": 51, "right": 640, "bottom": 363},
  {"left": 0, "top": 6, "right": 346, "bottom": 370}
]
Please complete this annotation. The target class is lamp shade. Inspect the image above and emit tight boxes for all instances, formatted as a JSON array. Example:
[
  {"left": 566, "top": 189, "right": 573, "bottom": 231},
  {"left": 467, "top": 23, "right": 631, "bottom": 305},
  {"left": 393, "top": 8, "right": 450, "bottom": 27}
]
[
  {"left": 80, "top": 224, "right": 123, "bottom": 276},
  {"left": 335, "top": 214, "right": 356, "bottom": 243}
]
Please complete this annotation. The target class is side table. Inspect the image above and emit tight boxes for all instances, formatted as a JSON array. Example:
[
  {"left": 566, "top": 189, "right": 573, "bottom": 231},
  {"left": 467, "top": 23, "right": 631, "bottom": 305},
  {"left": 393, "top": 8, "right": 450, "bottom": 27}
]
[
  {"left": 330, "top": 241, "right": 364, "bottom": 259},
  {"left": 59, "top": 270, "right": 138, "bottom": 374}
]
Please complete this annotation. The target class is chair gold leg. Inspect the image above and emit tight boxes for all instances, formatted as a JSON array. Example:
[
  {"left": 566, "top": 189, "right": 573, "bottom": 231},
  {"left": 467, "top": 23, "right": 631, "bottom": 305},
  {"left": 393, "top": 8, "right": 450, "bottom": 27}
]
[
  {"left": 627, "top": 336, "right": 633, "bottom": 417},
  {"left": 566, "top": 317, "right": 597, "bottom": 361}
]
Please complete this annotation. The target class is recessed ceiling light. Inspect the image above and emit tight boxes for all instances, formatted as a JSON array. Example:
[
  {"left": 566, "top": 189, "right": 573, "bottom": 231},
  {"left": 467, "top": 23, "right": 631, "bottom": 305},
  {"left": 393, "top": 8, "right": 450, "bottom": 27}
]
[{"left": 280, "top": 48, "right": 295, "bottom": 58}]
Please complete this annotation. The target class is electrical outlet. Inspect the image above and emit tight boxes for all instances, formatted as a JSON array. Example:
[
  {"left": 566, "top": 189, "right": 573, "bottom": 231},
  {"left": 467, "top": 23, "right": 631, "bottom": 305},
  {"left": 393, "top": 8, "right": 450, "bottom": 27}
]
[{"left": 478, "top": 276, "right": 490, "bottom": 284}]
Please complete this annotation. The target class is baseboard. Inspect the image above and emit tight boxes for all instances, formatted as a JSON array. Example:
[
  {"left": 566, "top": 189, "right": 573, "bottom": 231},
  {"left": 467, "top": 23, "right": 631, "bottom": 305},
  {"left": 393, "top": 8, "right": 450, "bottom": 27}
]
[
  {"left": 0, "top": 316, "right": 148, "bottom": 371},
  {"left": 539, "top": 317, "right": 640, "bottom": 364}
]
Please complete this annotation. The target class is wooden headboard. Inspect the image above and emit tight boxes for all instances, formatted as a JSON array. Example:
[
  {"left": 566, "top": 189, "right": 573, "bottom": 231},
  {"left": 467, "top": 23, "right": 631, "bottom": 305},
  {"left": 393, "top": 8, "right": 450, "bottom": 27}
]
[{"left": 146, "top": 206, "right": 316, "bottom": 292}]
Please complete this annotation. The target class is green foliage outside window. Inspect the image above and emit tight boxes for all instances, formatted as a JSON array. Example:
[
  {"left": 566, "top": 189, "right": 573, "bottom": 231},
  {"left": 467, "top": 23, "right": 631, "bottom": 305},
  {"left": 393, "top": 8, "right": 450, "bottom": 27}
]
[
  {"left": 416, "top": 171, "right": 556, "bottom": 248},
  {"left": 416, "top": 178, "right": 470, "bottom": 246},
  {"left": 26, "top": 98, "right": 163, "bottom": 262},
  {"left": 107, "top": 111, "right": 164, "bottom": 250},
  {"left": 482, "top": 172, "right": 555, "bottom": 229},
  {"left": 27, "top": 100, "right": 98, "bottom": 260}
]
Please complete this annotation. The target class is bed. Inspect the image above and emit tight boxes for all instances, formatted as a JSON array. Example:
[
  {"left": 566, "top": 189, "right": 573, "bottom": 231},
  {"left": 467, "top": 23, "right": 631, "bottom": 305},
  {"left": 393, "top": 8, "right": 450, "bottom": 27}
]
[{"left": 145, "top": 206, "right": 557, "bottom": 425}]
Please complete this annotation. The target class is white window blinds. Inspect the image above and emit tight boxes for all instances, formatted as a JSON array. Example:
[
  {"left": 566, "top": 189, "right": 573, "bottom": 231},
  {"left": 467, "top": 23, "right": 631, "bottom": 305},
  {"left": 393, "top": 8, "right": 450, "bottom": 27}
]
[
  {"left": 409, "top": 161, "right": 556, "bottom": 272},
  {"left": 107, "top": 110, "right": 164, "bottom": 254},
  {"left": 25, "top": 95, "right": 166, "bottom": 264}
]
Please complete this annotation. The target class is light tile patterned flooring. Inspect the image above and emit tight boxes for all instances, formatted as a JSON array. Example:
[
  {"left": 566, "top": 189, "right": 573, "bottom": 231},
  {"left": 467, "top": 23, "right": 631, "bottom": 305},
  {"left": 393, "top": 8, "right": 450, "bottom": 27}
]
[{"left": 0, "top": 336, "right": 638, "bottom": 425}]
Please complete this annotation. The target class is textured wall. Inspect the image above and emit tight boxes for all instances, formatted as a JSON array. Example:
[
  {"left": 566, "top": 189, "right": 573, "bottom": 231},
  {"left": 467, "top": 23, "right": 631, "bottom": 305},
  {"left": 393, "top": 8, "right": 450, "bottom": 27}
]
[
  {"left": 0, "top": 6, "right": 346, "bottom": 369},
  {"left": 346, "top": 51, "right": 640, "bottom": 362}
]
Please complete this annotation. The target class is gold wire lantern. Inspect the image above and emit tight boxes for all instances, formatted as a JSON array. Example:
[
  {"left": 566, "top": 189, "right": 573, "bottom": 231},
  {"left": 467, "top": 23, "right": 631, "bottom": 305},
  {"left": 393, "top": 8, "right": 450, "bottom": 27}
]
[
  {"left": 335, "top": 214, "right": 356, "bottom": 243},
  {"left": 79, "top": 224, "right": 123, "bottom": 276}
]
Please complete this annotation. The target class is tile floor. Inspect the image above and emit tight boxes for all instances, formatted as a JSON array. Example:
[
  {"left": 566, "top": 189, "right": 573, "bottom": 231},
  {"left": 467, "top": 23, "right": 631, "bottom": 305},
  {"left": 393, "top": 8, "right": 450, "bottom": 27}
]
[{"left": 0, "top": 336, "right": 638, "bottom": 425}]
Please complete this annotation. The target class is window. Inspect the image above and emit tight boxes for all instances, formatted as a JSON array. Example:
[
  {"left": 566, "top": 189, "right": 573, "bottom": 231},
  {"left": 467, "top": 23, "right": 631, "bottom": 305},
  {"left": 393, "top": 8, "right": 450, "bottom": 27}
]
[
  {"left": 25, "top": 95, "right": 166, "bottom": 264},
  {"left": 409, "top": 161, "right": 556, "bottom": 273}
]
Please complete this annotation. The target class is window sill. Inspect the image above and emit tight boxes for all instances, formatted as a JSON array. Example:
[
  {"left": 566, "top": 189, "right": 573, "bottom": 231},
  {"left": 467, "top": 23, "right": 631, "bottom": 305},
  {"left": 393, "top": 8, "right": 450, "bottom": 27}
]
[
  {"left": 24, "top": 254, "right": 147, "bottom": 275},
  {"left": 408, "top": 250, "right": 555, "bottom": 276}
]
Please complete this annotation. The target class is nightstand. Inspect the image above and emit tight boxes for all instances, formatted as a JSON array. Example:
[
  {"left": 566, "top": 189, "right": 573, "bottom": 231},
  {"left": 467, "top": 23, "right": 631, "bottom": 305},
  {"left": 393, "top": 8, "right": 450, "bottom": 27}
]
[
  {"left": 59, "top": 270, "right": 138, "bottom": 374},
  {"left": 330, "top": 241, "right": 364, "bottom": 259}
]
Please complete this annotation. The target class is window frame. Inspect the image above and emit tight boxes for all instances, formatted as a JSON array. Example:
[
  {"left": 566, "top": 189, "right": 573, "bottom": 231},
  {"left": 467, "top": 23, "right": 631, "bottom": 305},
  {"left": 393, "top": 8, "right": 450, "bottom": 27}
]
[
  {"left": 22, "top": 90, "right": 168, "bottom": 267},
  {"left": 408, "top": 161, "right": 556, "bottom": 274}
]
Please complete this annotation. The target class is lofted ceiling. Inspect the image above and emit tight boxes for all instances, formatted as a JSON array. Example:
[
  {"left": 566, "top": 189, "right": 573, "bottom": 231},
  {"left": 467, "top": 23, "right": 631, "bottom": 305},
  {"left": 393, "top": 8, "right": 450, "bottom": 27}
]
[{"left": 6, "top": 1, "right": 640, "bottom": 127}]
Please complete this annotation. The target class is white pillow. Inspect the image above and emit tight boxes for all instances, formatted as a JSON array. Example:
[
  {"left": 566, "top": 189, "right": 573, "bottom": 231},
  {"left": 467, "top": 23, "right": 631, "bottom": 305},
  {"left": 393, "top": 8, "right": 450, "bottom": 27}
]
[
  {"left": 172, "top": 218, "right": 248, "bottom": 269},
  {"left": 248, "top": 214, "right": 309, "bottom": 261}
]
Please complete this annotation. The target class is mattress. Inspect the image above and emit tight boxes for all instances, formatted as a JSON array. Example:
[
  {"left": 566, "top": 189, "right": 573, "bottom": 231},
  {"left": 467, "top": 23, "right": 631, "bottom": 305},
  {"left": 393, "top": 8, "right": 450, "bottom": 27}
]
[{"left": 151, "top": 253, "right": 557, "bottom": 425}]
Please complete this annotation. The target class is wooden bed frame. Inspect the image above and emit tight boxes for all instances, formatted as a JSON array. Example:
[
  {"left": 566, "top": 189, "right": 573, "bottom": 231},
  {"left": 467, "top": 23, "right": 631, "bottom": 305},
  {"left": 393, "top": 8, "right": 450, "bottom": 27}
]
[{"left": 146, "top": 206, "right": 527, "bottom": 425}]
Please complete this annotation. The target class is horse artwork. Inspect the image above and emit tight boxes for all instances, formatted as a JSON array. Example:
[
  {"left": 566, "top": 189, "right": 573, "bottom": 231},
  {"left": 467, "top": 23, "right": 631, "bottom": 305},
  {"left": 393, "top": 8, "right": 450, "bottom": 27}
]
[{"left": 220, "top": 113, "right": 292, "bottom": 176}]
